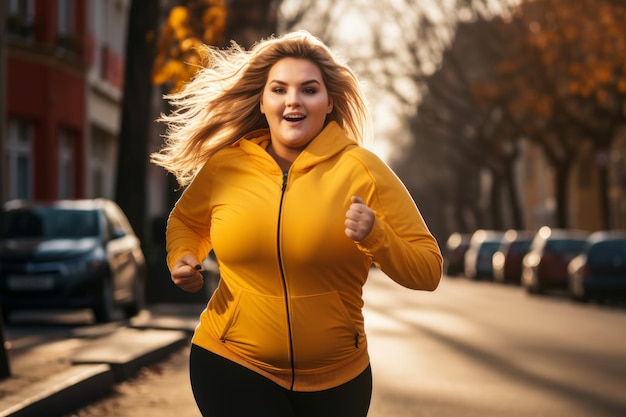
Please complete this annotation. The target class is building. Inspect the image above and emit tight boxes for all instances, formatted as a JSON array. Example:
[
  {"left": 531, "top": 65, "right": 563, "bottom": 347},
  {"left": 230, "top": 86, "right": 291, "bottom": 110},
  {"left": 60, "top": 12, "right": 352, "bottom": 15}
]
[
  {"left": 85, "top": 0, "right": 128, "bottom": 200},
  {"left": 3, "top": 0, "right": 128, "bottom": 202}
]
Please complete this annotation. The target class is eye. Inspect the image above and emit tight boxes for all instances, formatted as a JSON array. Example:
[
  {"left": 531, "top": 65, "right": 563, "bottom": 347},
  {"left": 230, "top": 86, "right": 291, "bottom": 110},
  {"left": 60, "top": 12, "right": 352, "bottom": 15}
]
[
  {"left": 303, "top": 88, "right": 317, "bottom": 94},
  {"left": 272, "top": 87, "right": 286, "bottom": 94}
]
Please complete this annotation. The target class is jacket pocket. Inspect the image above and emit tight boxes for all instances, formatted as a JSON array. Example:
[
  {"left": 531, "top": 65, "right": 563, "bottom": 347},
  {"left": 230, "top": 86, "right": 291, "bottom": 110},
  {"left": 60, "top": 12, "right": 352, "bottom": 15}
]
[
  {"left": 290, "top": 291, "right": 361, "bottom": 369},
  {"left": 219, "top": 290, "right": 292, "bottom": 369}
]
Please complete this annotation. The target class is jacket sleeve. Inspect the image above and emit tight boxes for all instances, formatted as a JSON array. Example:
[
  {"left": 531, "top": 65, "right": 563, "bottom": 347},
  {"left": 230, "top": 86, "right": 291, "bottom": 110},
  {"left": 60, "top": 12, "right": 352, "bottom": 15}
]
[
  {"left": 350, "top": 150, "right": 443, "bottom": 291},
  {"left": 165, "top": 162, "right": 214, "bottom": 271}
]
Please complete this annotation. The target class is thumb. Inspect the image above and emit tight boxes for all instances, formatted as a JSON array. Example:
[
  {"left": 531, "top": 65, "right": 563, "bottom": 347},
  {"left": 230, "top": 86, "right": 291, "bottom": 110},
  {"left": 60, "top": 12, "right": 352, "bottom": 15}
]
[
  {"left": 351, "top": 195, "right": 365, "bottom": 205},
  {"left": 180, "top": 253, "right": 202, "bottom": 270}
]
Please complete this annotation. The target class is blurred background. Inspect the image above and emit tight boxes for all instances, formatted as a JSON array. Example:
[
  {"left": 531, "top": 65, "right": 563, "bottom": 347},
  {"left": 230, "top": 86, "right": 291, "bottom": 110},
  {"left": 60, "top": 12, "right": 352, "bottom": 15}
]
[{"left": 1, "top": 0, "right": 625, "bottom": 302}]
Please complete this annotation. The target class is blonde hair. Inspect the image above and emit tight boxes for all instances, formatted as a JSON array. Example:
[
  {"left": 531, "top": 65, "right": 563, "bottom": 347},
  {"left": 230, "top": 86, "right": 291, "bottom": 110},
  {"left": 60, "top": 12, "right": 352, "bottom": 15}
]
[{"left": 150, "top": 30, "right": 372, "bottom": 187}]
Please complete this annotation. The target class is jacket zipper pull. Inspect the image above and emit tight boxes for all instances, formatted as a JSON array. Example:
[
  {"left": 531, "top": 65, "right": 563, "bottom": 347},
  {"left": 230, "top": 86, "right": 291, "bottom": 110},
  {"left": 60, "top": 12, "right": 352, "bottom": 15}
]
[{"left": 281, "top": 170, "right": 288, "bottom": 192}]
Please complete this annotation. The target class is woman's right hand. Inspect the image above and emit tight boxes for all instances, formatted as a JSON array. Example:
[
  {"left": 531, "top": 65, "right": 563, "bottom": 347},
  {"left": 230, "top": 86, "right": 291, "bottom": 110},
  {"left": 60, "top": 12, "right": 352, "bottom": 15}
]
[{"left": 171, "top": 254, "right": 204, "bottom": 292}]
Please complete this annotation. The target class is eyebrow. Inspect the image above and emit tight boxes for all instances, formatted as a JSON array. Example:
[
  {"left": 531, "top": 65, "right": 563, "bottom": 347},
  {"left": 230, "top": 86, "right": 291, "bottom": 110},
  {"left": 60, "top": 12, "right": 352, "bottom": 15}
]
[{"left": 268, "top": 79, "right": 322, "bottom": 86}]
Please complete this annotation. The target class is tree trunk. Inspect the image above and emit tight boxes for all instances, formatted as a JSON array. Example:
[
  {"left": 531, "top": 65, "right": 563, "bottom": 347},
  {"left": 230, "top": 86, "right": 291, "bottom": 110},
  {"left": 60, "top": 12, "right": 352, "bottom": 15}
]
[
  {"left": 598, "top": 165, "right": 610, "bottom": 229},
  {"left": 115, "top": 0, "right": 159, "bottom": 243},
  {"left": 454, "top": 179, "right": 470, "bottom": 232},
  {"left": 490, "top": 169, "right": 504, "bottom": 230},
  {"left": 504, "top": 158, "right": 524, "bottom": 229},
  {"left": 554, "top": 162, "right": 571, "bottom": 228}
]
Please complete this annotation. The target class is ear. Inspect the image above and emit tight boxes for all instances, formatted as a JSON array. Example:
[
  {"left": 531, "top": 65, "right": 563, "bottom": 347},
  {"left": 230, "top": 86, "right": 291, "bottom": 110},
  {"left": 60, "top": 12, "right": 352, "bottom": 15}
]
[
  {"left": 260, "top": 100, "right": 265, "bottom": 114},
  {"left": 327, "top": 98, "right": 333, "bottom": 114}
]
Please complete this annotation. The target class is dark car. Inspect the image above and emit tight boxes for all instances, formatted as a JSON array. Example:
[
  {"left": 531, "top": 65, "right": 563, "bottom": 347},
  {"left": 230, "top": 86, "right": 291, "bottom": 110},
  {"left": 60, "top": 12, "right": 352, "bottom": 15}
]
[
  {"left": 492, "top": 230, "right": 534, "bottom": 285},
  {"left": 464, "top": 230, "right": 504, "bottom": 280},
  {"left": 444, "top": 232, "right": 471, "bottom": 276},
  {"left": 521, "top": 226, "right": 588, "bottom": 294},
  {"left": 568, "top": 231, "right": 626, "bottom": 302},
  {"left": 0, "top": 199, "right": 147, "bottom": 323}
]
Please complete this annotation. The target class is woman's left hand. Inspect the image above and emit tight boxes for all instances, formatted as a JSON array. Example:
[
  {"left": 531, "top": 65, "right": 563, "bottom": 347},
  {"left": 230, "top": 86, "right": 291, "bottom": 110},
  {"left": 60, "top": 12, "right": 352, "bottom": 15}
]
[{"left": 345, "top": 196, "right": 375, "bottom": 242}]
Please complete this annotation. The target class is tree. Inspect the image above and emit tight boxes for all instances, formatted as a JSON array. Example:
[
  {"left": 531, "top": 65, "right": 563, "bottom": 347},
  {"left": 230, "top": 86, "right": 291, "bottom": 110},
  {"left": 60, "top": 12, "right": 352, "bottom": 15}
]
[
  {"left": 115, "top": 0, "right": 159, "bottom": 245},
  {"left": 404, "top": 0, "right": 626, "bottom": 232},
  {"left": 484, "top": 0, "right": 626, "bottom": 228},
  {"left": 153, "top": 0, "right": 226, "bottom": 93},
  {"left": 152, "top": 0, "right": 278, "bottom": 95},
  {"left": 394, "top": 1, "right": 517, "bottom": 233}
]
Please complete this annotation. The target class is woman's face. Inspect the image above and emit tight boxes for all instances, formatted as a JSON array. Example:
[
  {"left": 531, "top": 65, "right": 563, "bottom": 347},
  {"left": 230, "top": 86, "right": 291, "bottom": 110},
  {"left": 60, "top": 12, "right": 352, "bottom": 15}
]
[{"left": 261, "top": 57, "right": 333, "bottom": 162}]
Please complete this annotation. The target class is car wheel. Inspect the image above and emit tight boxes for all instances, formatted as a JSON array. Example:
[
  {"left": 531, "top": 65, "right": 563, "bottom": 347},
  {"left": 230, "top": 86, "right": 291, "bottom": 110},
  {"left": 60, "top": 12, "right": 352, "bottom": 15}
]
[
  {"left": 123, "top": 276, "right": 145, "bottom": 318},
  {"left": 93, "top": 277, "right": 116, "bottom": 323}
]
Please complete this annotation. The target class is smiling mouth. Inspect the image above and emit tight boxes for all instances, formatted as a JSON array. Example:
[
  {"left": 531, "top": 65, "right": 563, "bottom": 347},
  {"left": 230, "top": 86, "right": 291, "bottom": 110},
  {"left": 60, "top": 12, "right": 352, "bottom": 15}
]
[{"left": 284, "top": 115, "right": 306, "bottom": 121}]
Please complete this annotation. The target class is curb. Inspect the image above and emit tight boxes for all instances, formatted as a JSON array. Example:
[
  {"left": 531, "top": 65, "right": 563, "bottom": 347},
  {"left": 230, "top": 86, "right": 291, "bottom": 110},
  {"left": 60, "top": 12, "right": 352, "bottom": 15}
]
[
  {"left": 0, "top": 304, "right": 202, "bottom": 417},
  {"left": 0, "top": 364, "right": 113, "bottom": 417},
  {"left": 71, "top": 328, "right": 189, "bottom": 383}
]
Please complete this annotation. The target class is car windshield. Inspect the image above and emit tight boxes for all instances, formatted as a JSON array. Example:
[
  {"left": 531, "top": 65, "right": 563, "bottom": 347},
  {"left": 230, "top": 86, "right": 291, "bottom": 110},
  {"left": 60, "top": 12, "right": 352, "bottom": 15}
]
[
  {"left": 2, "top": 208, "right": 100, "bottom": 239},
  {"left": 544, "top": 239, "right": 586, "bottom": 254},
  {"left": 509, "top": 240, "right": 531, "bottom": 253},
  {"left": 479, "top": 241, "right": 501, "bottom": 254},
  {"left": 588, "top": 239, "right": 626, "bottom": 268}
]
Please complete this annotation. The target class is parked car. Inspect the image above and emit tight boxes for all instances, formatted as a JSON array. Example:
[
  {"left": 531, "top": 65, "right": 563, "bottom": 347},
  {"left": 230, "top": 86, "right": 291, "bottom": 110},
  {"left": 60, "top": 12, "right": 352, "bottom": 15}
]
[
  {"left": 521, "top": 226, "right": 588, "bottom": 294},
  {"left": 444, "top": 232, "right": 471, "bottom": 276},
  {"left": 492, "top": 229, "right": 534, "bottom": 285},
  {"left": 568, "top": 231, "right": 626, "bottom": 302},
  {"left": 464, "top": 230, "right": 504, "bottom": 280},
  {"left": 0, "top": 199, "right": 147, "bottom": 323}
]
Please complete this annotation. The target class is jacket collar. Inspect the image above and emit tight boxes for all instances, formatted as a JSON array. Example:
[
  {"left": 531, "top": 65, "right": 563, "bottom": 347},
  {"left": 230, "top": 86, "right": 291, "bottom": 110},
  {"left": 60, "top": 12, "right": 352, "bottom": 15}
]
[{"left": 237, "top": 121, "right": 357, "bottom": 172}]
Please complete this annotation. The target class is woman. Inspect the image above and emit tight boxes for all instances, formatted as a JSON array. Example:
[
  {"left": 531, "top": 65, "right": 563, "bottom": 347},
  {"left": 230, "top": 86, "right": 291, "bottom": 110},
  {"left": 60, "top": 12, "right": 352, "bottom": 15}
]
[{"left": 151, "top": 30, "right": 442, "bottom": 417}]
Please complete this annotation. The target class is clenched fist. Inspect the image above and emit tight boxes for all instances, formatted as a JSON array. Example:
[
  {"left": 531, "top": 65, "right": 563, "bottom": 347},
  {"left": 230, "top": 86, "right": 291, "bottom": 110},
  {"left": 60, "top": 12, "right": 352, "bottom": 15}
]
[
  {"left": 345, "top": 196, "right": 375, "bottom": 242},
  {"left": 171, "top": 254, "right": 204, "bottom": 292}
]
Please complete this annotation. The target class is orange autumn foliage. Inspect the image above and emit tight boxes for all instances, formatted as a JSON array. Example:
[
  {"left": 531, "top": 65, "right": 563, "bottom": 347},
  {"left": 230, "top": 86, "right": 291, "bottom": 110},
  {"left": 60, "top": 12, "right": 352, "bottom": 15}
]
[
  {"left": 153, "top": 0, "right": 226, "bottom": 92},
  {"left": 476, "top": 0, "right": 626, "bottom": 128}
]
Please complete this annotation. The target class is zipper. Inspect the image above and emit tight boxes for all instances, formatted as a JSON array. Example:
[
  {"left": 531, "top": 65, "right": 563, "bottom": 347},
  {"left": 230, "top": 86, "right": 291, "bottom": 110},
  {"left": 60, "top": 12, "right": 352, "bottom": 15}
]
[{"left": 276, "top": 169, "right": 296, "bottom": 390}]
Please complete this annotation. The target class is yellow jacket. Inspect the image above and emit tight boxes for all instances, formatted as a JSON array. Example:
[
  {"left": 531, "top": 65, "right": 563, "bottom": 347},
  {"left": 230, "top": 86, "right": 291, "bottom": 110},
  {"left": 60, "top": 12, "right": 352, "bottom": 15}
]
[{"left": 166, "top": 122, "right": 442, "bottom": 391}]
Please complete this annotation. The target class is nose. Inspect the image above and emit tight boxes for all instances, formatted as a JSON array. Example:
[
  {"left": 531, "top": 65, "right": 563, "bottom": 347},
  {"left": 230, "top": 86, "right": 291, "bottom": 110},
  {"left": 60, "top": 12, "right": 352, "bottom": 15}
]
[{"left": 285, "top": 89, "right": 302, "bottom": 107}]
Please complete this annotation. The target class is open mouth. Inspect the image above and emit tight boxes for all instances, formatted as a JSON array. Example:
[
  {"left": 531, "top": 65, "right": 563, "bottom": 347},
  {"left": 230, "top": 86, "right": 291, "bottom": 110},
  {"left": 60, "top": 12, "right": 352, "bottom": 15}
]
[{"left": 283, "top": 114, "right": 306, "bottom": 122}]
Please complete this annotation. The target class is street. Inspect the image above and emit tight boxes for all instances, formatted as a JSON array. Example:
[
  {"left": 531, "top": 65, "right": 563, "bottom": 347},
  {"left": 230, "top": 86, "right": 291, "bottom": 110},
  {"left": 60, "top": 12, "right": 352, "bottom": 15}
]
[
  {"left": 54, "top": 268, "right": 626, "bottom": 417},
  {"left": 365, "top": 269, "right": 626, "bottom": 417}
]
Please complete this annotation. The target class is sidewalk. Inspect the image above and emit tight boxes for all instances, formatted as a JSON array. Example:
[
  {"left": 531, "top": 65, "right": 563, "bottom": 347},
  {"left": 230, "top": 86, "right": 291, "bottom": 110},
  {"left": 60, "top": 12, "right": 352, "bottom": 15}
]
[{"left": 0, "top": 304, "right": 204, "bottom": 417}]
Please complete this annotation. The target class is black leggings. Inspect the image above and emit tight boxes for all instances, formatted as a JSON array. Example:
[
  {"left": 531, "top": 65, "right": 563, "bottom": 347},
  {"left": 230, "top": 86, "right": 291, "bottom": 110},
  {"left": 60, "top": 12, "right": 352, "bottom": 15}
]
[{"left": 189, "top": 344, "right": 372, "bottom": 417}]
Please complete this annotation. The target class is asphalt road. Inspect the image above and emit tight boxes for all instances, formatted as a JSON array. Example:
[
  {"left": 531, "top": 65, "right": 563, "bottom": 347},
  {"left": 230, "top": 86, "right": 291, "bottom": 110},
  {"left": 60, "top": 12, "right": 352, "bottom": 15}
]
[{"left": 61, "top": 269, "right": 626, "bottom": 417}]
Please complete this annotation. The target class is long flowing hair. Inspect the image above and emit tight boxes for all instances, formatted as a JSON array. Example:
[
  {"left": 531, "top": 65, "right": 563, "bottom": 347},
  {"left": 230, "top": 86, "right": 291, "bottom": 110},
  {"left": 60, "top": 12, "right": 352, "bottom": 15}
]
[{"left": 150, "top": 30, "right": 372, "bottom": 187}]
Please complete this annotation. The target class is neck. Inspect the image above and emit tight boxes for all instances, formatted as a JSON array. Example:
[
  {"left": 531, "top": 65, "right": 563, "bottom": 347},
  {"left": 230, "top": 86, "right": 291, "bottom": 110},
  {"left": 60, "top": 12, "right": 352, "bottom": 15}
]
[{"left": 267, "top": 143, "right": 293, "bottom": 171}]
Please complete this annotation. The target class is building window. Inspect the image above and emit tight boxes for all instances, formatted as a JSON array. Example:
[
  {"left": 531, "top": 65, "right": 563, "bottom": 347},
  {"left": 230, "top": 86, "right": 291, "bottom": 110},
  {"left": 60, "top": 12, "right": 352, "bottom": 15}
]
[
  {"left": 57, "top": 0, "right": 74, "bottom": 35},
  {"left": 58, "top": 129, "right": 75, "bottom": 199},
  {"left": 90, "top": 126, "right": 115, "bottom": 198},
  {"left": 57, "top": 0, "right": 79, "bottom": 52},
  {"left": 7, "top": 0, "right": 34, "bottom": 39},
  {"left": 89, "top": 0, "right": 106, "bottom": 79},
  {"left": 7, "top": 120, "right": 33, "bottom": 200}
]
